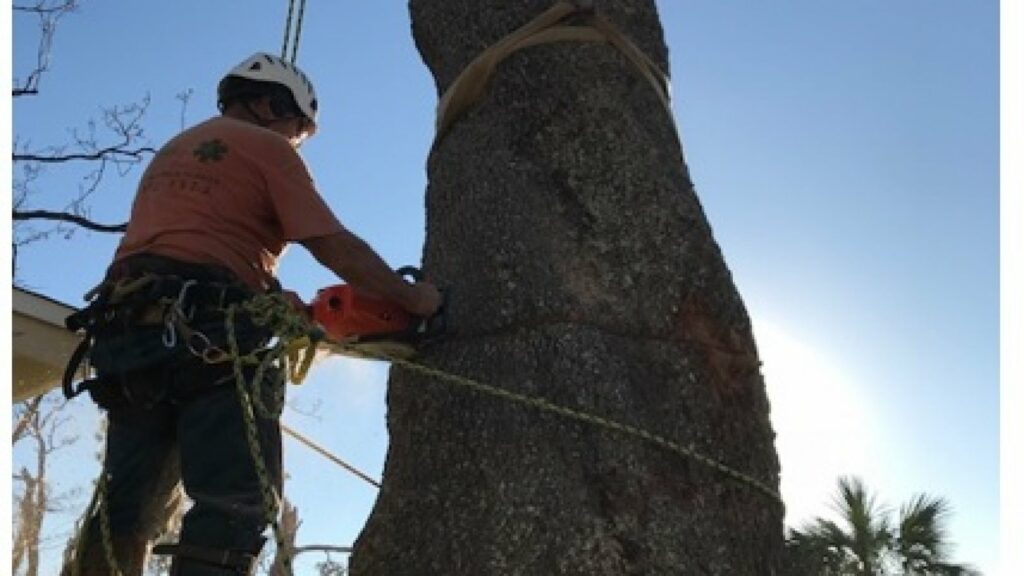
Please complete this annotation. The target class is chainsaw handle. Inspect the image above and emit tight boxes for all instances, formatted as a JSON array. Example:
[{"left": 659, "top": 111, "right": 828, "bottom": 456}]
[
  {"left": 395, "top": 266, "right": 424, "bottom": 283},
  {"left": 396, "top": 266, "right": 444, "bottom": 324}
]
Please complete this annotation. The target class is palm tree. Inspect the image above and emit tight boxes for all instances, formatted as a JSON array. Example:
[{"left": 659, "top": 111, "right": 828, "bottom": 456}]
[
  {"left": 895, "top": 494, "right": 979, "bottom": 576},
  {"left": 784, "top": 476, "right": 980, "bottom": 576}
]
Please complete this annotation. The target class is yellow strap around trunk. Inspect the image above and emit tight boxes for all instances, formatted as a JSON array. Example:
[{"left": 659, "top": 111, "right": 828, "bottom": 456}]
[{"left": 435, "top": 1, "right": 672, "bottom": 141}]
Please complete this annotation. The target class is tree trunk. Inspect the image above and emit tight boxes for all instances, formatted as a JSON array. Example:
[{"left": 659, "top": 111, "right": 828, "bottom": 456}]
[{"left": 350, "top": 2, "right": 784, "bottom": 574}]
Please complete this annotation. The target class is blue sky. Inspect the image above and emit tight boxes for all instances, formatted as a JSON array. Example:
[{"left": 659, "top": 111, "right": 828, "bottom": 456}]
[{"left": 9, "top": 1, "right": 1002, "bottom": 574}]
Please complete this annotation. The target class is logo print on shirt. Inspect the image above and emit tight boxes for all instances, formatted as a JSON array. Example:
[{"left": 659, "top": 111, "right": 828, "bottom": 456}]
[{"left": 193, "top": 139, "right": 228, "bottom": 163}]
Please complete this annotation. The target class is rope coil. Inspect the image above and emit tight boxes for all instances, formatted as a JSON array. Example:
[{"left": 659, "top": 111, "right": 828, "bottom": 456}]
[{"left": 222, "top": 293, "right": 323, "bottom": 576}]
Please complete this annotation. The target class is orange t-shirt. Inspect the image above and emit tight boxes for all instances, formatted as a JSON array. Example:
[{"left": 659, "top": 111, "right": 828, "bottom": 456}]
[{"left": 113, "top": 116, "right": 344, "bottom": 290}]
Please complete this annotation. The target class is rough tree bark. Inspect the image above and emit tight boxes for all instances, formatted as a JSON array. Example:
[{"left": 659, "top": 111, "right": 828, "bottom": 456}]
[{"left": 351, "top": 1, "right": 784, "bottom": 574}]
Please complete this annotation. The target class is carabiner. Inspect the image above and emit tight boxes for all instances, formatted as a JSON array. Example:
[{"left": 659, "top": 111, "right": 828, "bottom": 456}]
[
  {"left": 162, "top": 310, "right": 177, "bottom": 348},
  {"left": 174, "top": 279, "right": 198, "bottom": 321},
  {"left": 185, "top": 330, "right": 211, "bottom": 357}
]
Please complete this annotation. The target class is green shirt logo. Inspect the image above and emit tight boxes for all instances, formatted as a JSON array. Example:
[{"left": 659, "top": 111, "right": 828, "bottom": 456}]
[{"left": 193, "top": 139, "right": 228, "bottom": 163}]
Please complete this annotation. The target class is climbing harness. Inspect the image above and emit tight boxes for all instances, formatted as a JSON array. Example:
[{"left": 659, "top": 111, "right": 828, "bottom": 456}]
[
  {"left": 61, "top": 260, "right": 282, "bottom": 575},
  {"left": 62, "top": 271, "right": 253, "bottom": 400},
  {"left": 435, "top": 0, "right": 672, "bottom": 143},
  {"left": 280, "top": 0, "right": 308, "bottom": 64}
]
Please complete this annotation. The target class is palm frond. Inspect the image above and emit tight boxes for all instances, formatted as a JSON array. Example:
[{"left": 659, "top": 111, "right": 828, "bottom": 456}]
[{"left": 832, "top": 476, "right": 892, "bottom": 574}]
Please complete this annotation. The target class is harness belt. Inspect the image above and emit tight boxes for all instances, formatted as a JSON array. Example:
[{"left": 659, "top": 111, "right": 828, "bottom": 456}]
[
  {"left": 67, "top": 276, "right": 253, "bottom": 331},
  {"left": 62, "top": 263, "right": 258, "bottom": 400}
]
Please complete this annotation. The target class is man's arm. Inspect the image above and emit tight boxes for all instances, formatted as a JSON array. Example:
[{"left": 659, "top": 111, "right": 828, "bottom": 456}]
[{"left": 301, "top": 229, "right": 441, "bottom": 317}]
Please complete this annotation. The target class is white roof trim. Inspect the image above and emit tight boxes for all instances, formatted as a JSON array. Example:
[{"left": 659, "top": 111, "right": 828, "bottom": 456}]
[{"left": 12, "top": 287, "right": 82, "bottom": 402}]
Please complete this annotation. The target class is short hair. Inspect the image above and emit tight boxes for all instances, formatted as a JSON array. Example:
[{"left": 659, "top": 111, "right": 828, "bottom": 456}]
[{"left": 217, "top": 76, "right": 304, "bottom": 119}]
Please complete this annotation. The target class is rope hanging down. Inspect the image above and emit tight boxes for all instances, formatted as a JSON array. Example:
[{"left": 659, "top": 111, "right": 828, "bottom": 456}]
[{"left": 280, "top": 0, "right": 308, "bottom": 63}]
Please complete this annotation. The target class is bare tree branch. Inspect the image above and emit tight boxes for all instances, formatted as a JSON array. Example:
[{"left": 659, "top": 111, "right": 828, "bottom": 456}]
[
  {"left": 176, "top": 88, "right": 194, "bottom": 130},
  {"left": 12, "top": 0, "right": 79, "bottom": 97},
  {"left": 13, "top": 397, "right": 46, "bottom": 444},
  {"left": 293, "top": 545, "right": 354, "bottom": 557},
  {"left": 13, "top": 0, "right": 78, "bottom": 14},
  {"left": 12, "top": 2, "right": 162, "bottom": 264},
  {"left": 13, "top": 145, "right": 156, "bottom": 164},
  {"left": 13, "top": 209, "right": 127, "bottom": 233},
  {"left": 12, "top": 97, "right": 153, "bottom": 254},
  {"left": 12, "top": 394, "right": 79, "bottom": 576}
]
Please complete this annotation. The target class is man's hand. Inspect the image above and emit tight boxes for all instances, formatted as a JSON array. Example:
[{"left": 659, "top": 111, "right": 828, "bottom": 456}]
[
  {"left": 281, "top": 290, "right": 310, "bottom": 319},
  {"left": 406, "top": 281, "right": 443, "bottom": 317}
]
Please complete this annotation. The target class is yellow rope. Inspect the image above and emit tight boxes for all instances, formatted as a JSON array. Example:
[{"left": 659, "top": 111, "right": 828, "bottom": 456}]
[
  {"left": 216, "top": 289, "right": 783, "bottom": 575},
  {"left": 67, "top": 439, "right": 122, "bottom": 576},
  {"left": 376, "top": 349, "right": 784, "bottom": 505},
  {"left": 225, "top": 304, "right": 293, "bottom": 576},
  {"left": 72, "top": 287, "right": 780, "bottom": 575},
  {"left": 237, "top": 291, "right": 783, "bottom": 506},
  {"left": 282, "top": 424, "right": 381, "bottom": 488},
  {"left": 284, "top": 335, "right": 317, "bottom": 383},
  {"left": 220, "top": 292, "right": 325, "bottom": 575},
  {"left": 96, "top": 470, "right": 122, "bottom": 576}
]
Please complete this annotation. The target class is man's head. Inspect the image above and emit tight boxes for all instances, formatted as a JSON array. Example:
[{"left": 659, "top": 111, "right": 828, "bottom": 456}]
[{"left": 218, "top": 53, "right": 319, "bottom": 147}]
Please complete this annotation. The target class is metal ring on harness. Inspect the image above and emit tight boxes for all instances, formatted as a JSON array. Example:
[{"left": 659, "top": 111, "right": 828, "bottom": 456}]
[
  {"left": 162, "top": 279, "right": 198, "bottom": 348},
  {"left": 162, "top": 311, "right": 178, "bottom": 348},
  {"left": 174, "top": 279, "right": 198, "bottom": 321},
  {"left": 184, "top": 330, "right": 231, "bottom": 364},
  {"left": 186, "top": 330, "right": 213, "bottom": 358}
]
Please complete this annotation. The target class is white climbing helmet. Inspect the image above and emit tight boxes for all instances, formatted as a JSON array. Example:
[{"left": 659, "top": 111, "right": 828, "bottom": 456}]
[{"left": 220, "top": 52, "right": 319, "bottom": 127}]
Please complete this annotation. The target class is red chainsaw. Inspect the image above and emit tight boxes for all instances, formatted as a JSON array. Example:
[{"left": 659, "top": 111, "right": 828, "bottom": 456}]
[{"left": 308, "top": 266, "right": 445, "bottom": 359}]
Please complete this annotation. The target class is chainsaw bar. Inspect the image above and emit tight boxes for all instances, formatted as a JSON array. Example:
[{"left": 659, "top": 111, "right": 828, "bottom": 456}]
[{"left": 317, "top": 337, "right": 420, "bottom": 360}]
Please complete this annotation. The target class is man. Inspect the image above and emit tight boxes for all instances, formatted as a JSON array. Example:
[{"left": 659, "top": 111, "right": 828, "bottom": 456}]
[{"left": 65, "top": 52, "right": 441, "bottom": 575}]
